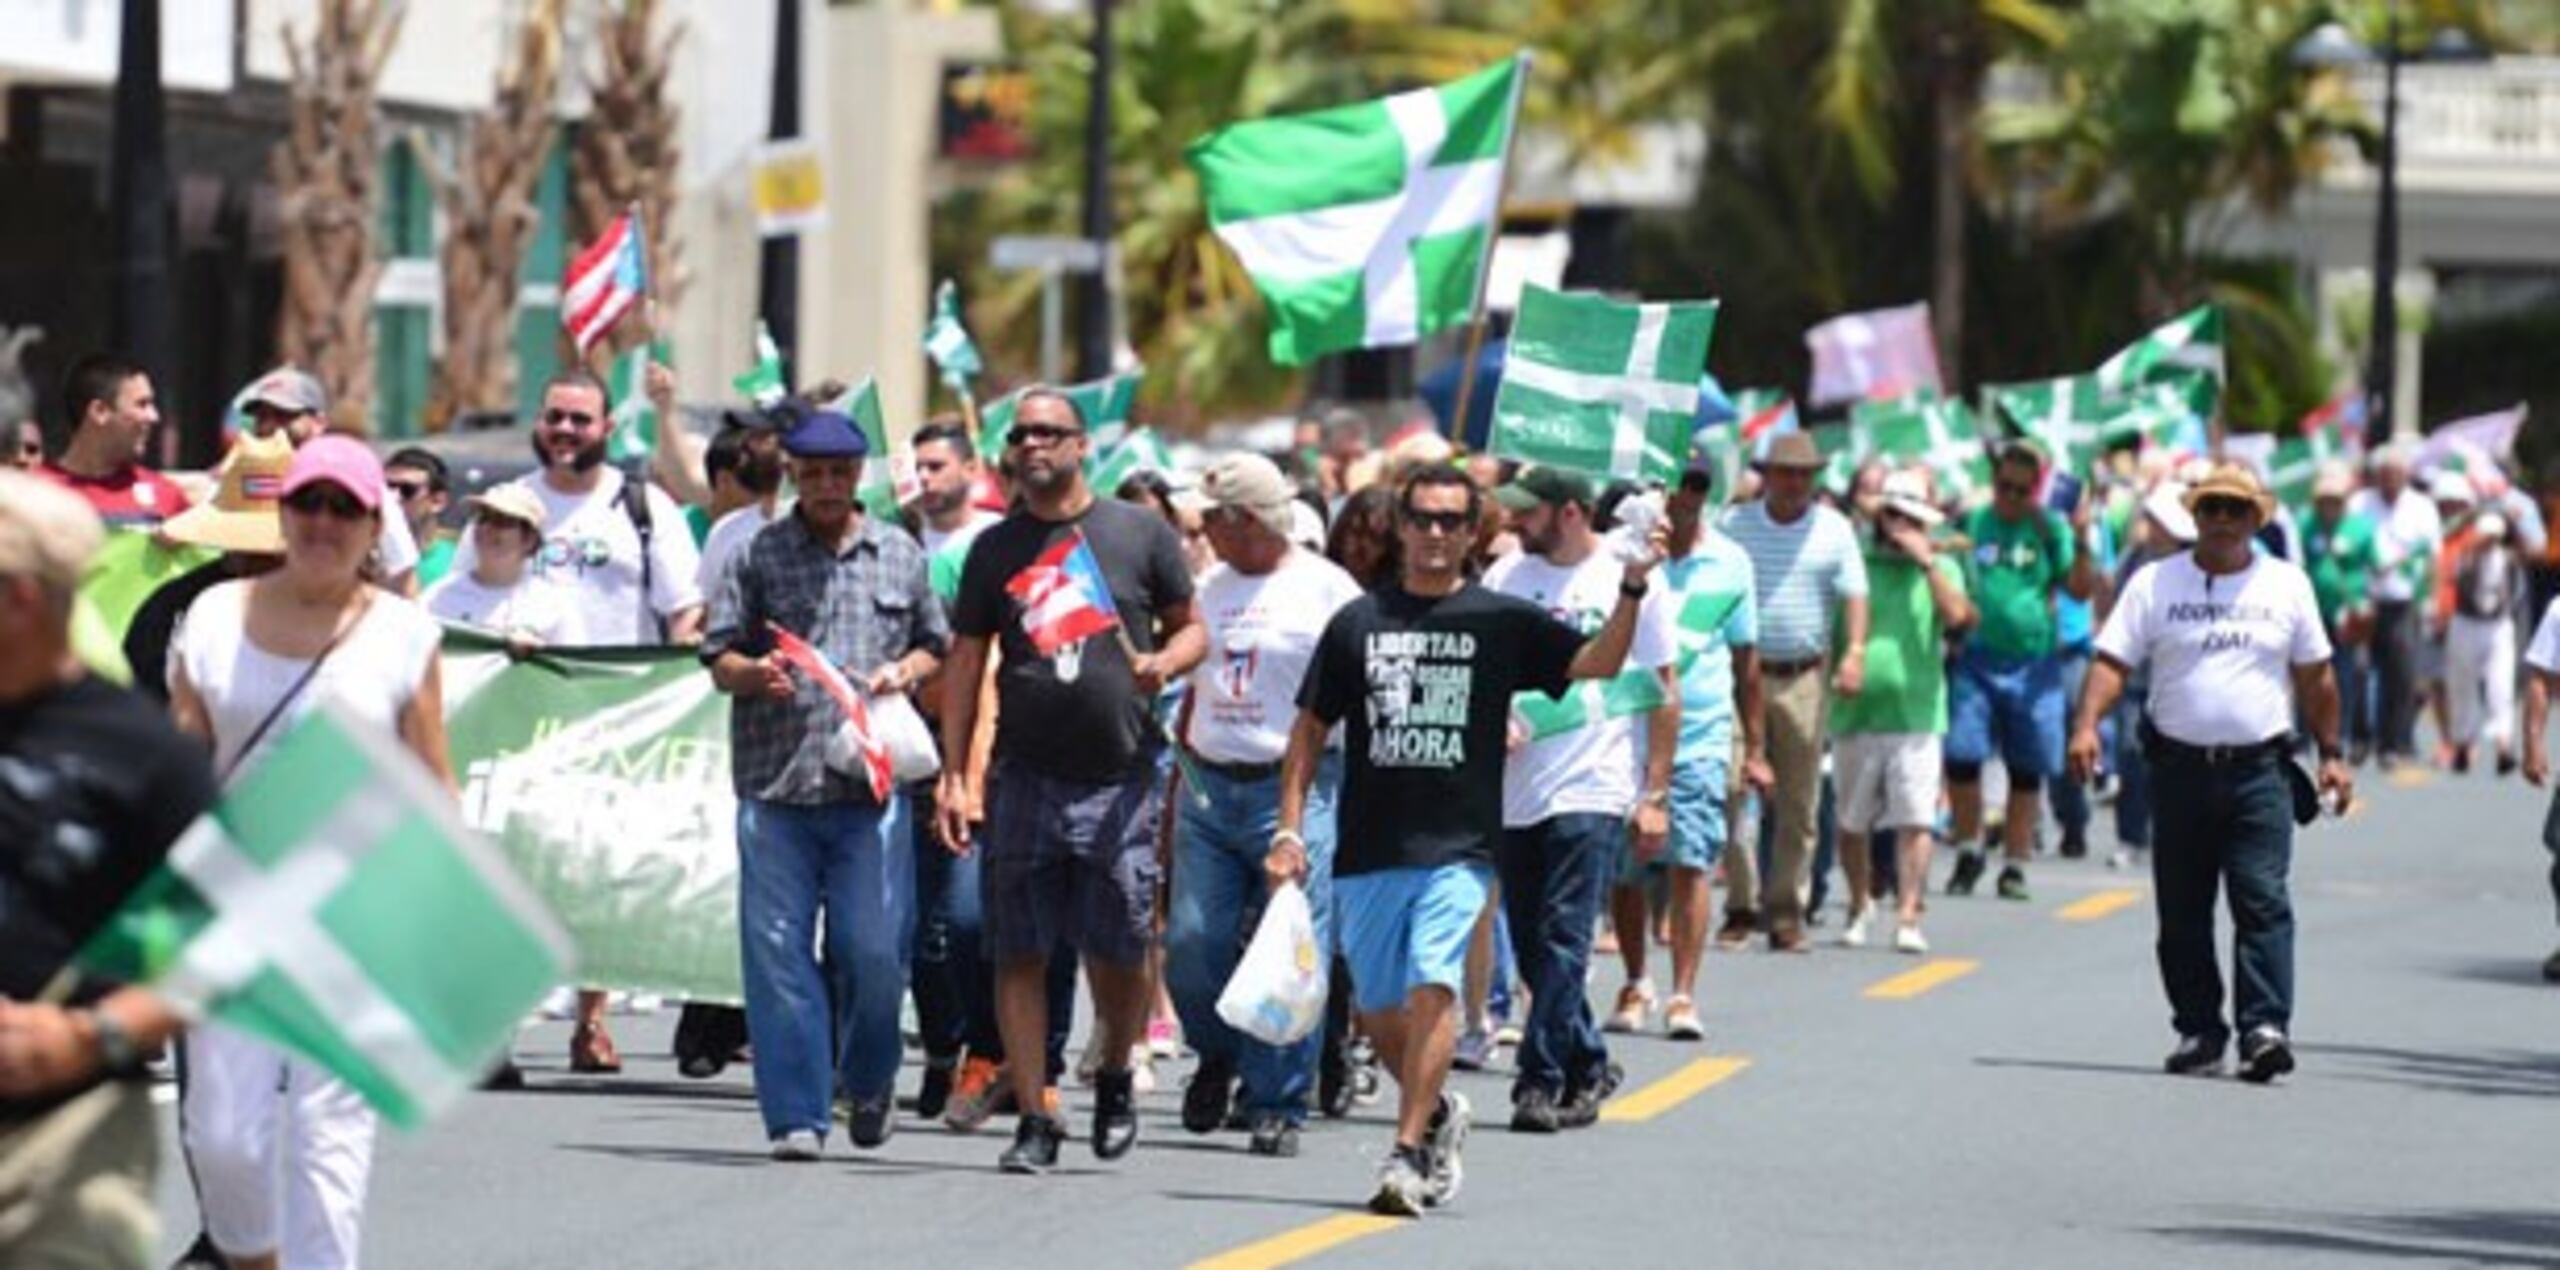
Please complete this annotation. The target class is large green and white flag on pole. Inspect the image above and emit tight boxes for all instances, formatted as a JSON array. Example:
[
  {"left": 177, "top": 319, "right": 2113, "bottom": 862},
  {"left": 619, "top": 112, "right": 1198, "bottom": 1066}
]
[
  {"left": 978, "top": 371, "right": 1144, "bottom": 463},
  {"left": 2095, "top": 304, "right": 2226, "bottom": 396},
  {"left": 1189, "top": 55, "right": 1528, "bottom": 366},
  {"left": 922, "top": 278, "right": 982, "bottom": 392},
  {"left": 77, "top": 704, "right": 574, "bottom": 1128},
  {"left": 1487, "top": 285, "right": 1718, "bottom": 485},
  {"left": 1988, "top": 374, "right": 2109, "bottom": 477}
]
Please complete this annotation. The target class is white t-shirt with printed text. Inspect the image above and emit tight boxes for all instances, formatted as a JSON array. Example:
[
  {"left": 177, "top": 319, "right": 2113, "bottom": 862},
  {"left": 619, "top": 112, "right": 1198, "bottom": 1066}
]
[
  {"left": 451, "top": 467, "right": 703, "bottom": 647},
  {"left": 1484, "top": 549, "right": 1677, "bottom": 826},
  {"left": 1183, "top": 549, "right": 1364, "bottom": 766},
  {"left": 2094, "top": 550, "right": 2332, "bottom": 747}
]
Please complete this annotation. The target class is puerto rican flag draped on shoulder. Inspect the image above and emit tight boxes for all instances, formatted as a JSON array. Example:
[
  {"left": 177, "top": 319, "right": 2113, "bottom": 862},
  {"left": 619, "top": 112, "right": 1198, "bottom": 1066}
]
[
  {"left": 1005, "top": 531, "right": 1122, "bottom": 656},
  {"left": 562, "top": 209, "right": 650, "bottom": 355},
  {"left": 768, "top": 623, "right": 892, "bottom": 802}
]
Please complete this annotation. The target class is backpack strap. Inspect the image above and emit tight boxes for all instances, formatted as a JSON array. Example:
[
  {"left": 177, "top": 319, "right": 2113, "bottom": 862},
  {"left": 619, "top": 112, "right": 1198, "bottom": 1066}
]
[{"left": 617, "top": 466, "right": 662, "bottom": 643}]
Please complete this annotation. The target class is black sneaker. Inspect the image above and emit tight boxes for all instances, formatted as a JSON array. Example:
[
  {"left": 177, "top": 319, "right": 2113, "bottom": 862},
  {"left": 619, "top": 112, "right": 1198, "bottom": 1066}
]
[
  {"left": 2543, "top": 946, "right": 2560, "bottom": 983},
  {"left": 1946, "top": 849, "right": 1987, "bottom": 896},
  {"left": 1247, "top": 1114, "right": 1300, "bottom": 1157},
  {"left": 848, "top": 1095, "right": 896, "bottom": 1149},
  {"left": 2236, "top": 1026, "right": 2296, "bottom": 1084},
  {"left": 2059, "top": 830, "right": 2088, "bottom": 860},
  {"left": 913, "top": 1059, "right": 955, "bottom": 1121},
  {"left": 479, "top": 1058, "right": 527, "bottom": 1092},
  {"left": 1509, "top": 1086, "right": 1561, "bottom": 1134},
  {"left": 2163, "top": 1033, "right": 2227, "bottom": 1076},
  {"left": 1183, "top": 1056, "right": 1236, "bottom": 1134},
  {"left": 1558, "top": 1062, "right": 1622, "bottom": 1129},
  {"left": 677, "top": 1054, "right": 724, "bottom": 1080},
  {"left": 1995, "top": 866, "right": 2030, "bottom": 901},
  {"left": 1093, "top": 1068, "right": 1139, "bottom": 1159},
  {"left": 999, "top": 1114, "right": 1067, "bottom": 1174},
  {"left": 1423, "top": 1091, "right": 1470, "bottom": 1206}
]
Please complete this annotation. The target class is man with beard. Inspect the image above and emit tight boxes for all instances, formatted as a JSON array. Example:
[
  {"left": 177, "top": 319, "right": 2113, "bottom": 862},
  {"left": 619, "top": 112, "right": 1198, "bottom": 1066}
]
[
  {"left": 455, "top": 370, "right": 704, "bottom": 1075},
  {"left": 938, "top": 388, "right": 1204, "bottom": 1174}
]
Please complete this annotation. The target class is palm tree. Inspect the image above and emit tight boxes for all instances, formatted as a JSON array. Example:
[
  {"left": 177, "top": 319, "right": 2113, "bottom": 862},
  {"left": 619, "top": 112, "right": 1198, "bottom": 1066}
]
[
  {"left": 273, "top": 0, "right": 403, "bottom": 433},
  {"left": 425, "top": 0, "right": 565, "bottom": 430}
]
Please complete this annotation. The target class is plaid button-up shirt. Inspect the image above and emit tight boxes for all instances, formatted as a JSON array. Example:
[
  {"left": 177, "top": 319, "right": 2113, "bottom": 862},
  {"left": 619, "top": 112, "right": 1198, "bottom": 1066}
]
[{"left": 705, "top": 510, "right": 948, "bottom": 805}]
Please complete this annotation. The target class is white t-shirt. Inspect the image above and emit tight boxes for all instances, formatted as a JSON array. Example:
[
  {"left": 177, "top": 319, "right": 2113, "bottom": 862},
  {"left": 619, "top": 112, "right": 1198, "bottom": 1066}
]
[
  {"left": 920, "top": 508, "right": 1003, "bottom": 557},
  {"left": 1484, "top": 549, "right": 1676, "bottom": 826},
  {"left": 377, "top": 498, "right": 420, "bottom": 578},
  {"left": 423, "top": 571, "right": 582, "bottom": 645},
  {"left": 2522, "top": 597, "right": 2560, "bottom": 676},
  {"left": 697, "top": 502, "right": 779, "bottom": 597},
  {"left": 2348, "top": 486, "right": 2442, "bottom": 603},
  {"left": 1183, "top": 549, "right": 1363, "bottom": 765},
  {"left": 173, "top": 579, "right": 443, "bottom": 780},
  {"left": 451, "top": 467, "right": 703, "bottom": 647},
  {"left": 2093, "top": 550, "right": 2332, "bottom": 747}
]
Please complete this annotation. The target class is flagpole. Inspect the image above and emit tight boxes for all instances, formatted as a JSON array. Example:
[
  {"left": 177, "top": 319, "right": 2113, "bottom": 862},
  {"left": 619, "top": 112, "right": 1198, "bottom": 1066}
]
[{"left": 1444, "top": 52, "right": 1533, "bottom": 451}]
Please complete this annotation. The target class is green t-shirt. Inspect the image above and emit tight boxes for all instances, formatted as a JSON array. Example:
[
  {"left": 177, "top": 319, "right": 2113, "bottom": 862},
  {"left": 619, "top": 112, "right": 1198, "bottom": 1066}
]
[
  {"left": 415, "top": 535, "right": 458, "bottom": 589},
  {"left": 1960, "top": 506, "right": 2071, "bottom": 660},
  {"left": 1831, "top": 549, "right": 1961, "bottom": 736},
  {"left": 2301, "top": 512, "right": 2377, "bottom": 624}
]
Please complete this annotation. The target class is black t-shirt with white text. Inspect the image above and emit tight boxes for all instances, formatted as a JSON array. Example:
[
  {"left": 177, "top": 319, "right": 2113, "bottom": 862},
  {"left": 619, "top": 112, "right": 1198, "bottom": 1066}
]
[
  {"left": 2, "top": 675, "right": 217, "bottom": 1121},
  {"left": 952, "top": 498, "right": 1195, "bottom": 783},
  {"left": 1299, "top": 583, "right": 1582, "bottom": 876}
]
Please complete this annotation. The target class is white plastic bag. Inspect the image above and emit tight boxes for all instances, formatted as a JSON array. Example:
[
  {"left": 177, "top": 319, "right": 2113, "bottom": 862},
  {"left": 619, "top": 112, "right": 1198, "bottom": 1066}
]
[
  {"left": 1215, "top": 883, "right": 1327, "bottom": 1046},
  {"left": 824, "top": 691, "right": 941, "bottom": 785}
]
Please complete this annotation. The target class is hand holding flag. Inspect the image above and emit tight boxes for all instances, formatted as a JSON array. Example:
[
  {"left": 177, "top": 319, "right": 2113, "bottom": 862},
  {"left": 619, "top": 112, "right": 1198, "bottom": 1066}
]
[{"left": 768, "top": 623, "right": 893, "bottom": 803}]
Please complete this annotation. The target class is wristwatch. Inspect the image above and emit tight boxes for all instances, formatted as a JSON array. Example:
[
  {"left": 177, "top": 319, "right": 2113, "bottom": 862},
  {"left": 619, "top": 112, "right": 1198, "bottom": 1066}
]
[
  {"left": 1619, "top": 578, "right": 1649, "bottom": 600},
  {"left": 81, "top": 1008, "right": 144, "bottom": 1077}
]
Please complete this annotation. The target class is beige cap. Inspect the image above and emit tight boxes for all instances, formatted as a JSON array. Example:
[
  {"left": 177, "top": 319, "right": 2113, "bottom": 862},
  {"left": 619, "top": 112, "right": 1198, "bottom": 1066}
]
[
  {"left": 2311, "top": 460, "right": 2357, "bottom": 502},
  {"left": 467, "top": 483, "right": 548, "bottom": 532},
  {"left": 1201, "top": 452, "right": 1295, "bottom": 512},
  {"left": 0, "top": 468, "right": 108, "bottom": 594}
]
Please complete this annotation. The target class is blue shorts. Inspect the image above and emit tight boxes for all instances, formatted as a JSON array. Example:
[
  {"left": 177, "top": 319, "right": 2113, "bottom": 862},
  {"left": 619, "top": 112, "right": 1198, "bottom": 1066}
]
[
  {"left": 1622, "top": 750, "right": 1730, "bottom": 881},
  {"left": 982, "top": 758, "right": 1163, "bottom": 966},
  {"left": 1335, "top": 862, "right": 1494, "bottom": 1015},
  {"left": 1946, "top": 649, "right": 2065, "bottom": 782}
]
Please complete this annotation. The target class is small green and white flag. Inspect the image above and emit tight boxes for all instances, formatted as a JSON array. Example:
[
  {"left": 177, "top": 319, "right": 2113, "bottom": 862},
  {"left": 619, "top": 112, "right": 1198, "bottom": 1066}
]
[
  {"left": 2095, "top": 304, "right": 2225, "bottom": 396},
  {"left": 733, "top": 320, "right": 789, "bottom": 409},
  {"left": 821, "top": 376, "right": 908, "bottom": 517},
  {"left": 1691, "top": 427, "right": 1746, "bottom": 509},
  {"left": 2268, "top": 424, "right": 2351, "bottom": 515},
  {"left": 1855, "top": 396, "right": 1991, "bottom": 501},
  {"left": 1488, "top": 285, "right": 1718, "bottom": 485},
  {"left": 1810, "top": 422, "right": 1858, "bottom": 495},
  {"left": 1089, "top": 427, "right": 1174, "bottom": 495},
  {"left": 76, "top": 705, "right": 574, "bottom": 1128},
  {"left": 605, "top": 342, "right": 672, "bottom": 464},
  {"left": 1189, "top": 55, "right": 1528, "bottom": 366},
  {"left": 1988, "top": 374, "right": 2108, "bottom": 477},
  {"left": 1513, "top": 667, "right": 1670, "bottom": 741},
  {"left": 923, "top": 279, "right": 982, "bottom": 393},
  {"left": 978, "top": 371, "right": 1144, "bottom": 464}
]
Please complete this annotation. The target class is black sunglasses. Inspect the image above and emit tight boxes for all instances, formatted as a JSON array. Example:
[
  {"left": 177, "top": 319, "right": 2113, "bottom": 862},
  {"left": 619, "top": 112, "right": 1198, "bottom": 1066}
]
[
  {"left": 1401, "top": 508, "right": 1471, "bottom": 535},
  {"left": 2195, "top": 496, "right": 2256, "bottom": 521},
  {"left": 386, "top": 479, "right": 430, "bottom": 500},
  {"left": 1007, "top": 423, "right": 1083, "bottom": 448},
  {"left": 542, "top": 407, "right": 599, "bottom": 428},
  {"left": 283, "top": 486, "right": 370, "bottom": 520}
]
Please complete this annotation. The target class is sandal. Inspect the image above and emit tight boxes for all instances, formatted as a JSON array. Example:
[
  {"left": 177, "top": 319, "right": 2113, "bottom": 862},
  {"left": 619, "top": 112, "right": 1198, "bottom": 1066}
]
[{"left": 570, "top": 1024, "right": 623, "bottom": 1074}]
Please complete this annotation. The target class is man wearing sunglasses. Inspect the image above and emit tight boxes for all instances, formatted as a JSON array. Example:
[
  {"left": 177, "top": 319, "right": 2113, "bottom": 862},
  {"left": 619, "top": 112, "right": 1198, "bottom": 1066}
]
[
  {"left": 1270, "top": 464, "right": 1664, "bottom": 1216},
  {"left": 939, "top": 388, "right": 1205, "bottom": 1175},
  {"left": 228, "top": 368, "right": 424, "bottom": 594},
  {"left": 1944, "top": 442, "right": 2102, "bottom": 902},
  {"left": 2070, "top": 463, "right": 2351, "bottom": 1084}
]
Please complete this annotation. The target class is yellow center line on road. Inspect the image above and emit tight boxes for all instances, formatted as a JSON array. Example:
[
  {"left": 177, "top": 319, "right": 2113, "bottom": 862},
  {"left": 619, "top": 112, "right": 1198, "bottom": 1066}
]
[
  {"left": 1863, "top": 957, "right": 1981, "bottom": 1000},
  {"left": 1185, "top": 1214, "right": 1405, "bottom": 1270},
  {"left": 2387, "top": 766, "right": 2432, "bottom": 789},
  {"left": 2055, "top": 887, "right": 2145, "bottom": 923},
  {"left": 1599, "top": 1056, "right": 1751, "bottom": 1123}
]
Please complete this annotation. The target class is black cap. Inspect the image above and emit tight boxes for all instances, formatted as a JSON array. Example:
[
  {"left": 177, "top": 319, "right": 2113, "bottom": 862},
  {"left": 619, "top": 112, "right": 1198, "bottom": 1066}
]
[{"left": 1492, "top": 465, "right": 1596, "bottom": 512}]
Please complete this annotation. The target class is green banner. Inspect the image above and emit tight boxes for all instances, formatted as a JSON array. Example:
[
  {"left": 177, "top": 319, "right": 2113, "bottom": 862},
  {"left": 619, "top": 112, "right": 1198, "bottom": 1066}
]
[{"left": 442, "top": 631, "right": 743, "bottom": 1004}]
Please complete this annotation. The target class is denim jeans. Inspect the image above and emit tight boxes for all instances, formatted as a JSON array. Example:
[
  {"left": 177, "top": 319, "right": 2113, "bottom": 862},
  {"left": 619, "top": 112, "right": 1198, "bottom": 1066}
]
[
  {"left": 2148, "top": 749, "right": 2294, "bottom": 1042},
  {"left": 1164, "top": 754, "right": 1340, "bottom": 1122},
  {"left": 910, "top": 784, "right": 993, "bottom": 1065},
  {"left": 2332, "top": 637, "right": 2372, "bottom": 754},
  {"left": 1497, "top": 812, "right": 1622, "bottom": 1098},
  {"left": 2111, "top": 696, "right": 2153, "bottom": 849},
  {"left": 737, "top": 797, "right": 913, "bottom": 1138}
]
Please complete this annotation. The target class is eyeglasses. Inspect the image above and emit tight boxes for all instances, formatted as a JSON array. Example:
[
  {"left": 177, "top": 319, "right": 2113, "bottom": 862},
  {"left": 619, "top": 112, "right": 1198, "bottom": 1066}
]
[
  {"left": 1401, "top": 509, "right": 1471, "bottom": 535},
  {"left": 386, "top": 479, "right": 429, "bottom": 500},
  {"left": 1006, "top": 424, "right": 1082, "bottom": 449},
  {"left": 283, "top": 486, "right": 371, "bottom": 521},
  {"left": 542, "top": 407, "right": 598, "bottom": 428},
  {"left": 2194, "top": 496, "right": 2256, "bottom": 521}
]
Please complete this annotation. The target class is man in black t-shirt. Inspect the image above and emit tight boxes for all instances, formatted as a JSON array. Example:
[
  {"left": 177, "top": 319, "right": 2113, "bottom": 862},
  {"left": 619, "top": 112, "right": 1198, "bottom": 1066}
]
[
  {"left": 939, "top": 388, "right": 1205, "bottom": 1174},
  {"left": 0, "top": 471, "right": 216, "bottom": 1266},
  {"left": 1270, "top": 465, "right": 1662, "bottom": 1217}
]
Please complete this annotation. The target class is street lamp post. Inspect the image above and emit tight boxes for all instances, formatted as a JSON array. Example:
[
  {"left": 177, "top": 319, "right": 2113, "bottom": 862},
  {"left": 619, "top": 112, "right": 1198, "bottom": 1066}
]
[
  {"left": 1076, "top": 0, "right": 1115, "bottom": 382},
  {"left": 2368, "top": 2, "right": 2402, "bottom": 445}
]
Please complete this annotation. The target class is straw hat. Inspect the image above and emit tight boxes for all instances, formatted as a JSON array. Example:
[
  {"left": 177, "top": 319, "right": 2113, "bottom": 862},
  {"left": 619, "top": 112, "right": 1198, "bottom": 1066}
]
[
  {"left": 1877, "top": 469, "right": 1944, "bottom": 527},
  {"left": 162, "top": 432, "right": 292, "bottom": 554},
  {"left": 2180, "top": 463, "right": 2276, "bottom": 524}
]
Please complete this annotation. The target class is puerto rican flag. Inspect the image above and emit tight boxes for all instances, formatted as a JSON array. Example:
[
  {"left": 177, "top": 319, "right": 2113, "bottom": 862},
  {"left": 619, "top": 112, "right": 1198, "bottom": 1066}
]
[
  {"left": 768, "top": 622, "right": 891, "bottom": 802},
  {"left": 1005, "top": 531, "right": 1121, "bottom": 656},
  {"left": 562, "top": 209, "right": 649, "bottom": 355}
]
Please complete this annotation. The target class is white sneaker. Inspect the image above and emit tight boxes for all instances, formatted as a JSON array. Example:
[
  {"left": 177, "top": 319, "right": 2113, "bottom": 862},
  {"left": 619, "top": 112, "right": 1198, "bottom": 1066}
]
[
  {"left": 1452, "top": 1027, "right": 1497, "bottom": 1072},
  {"left": 2106, "top": 849, "right": 2131, "bottom": 871},
  {"left": 1129, "top": 1047, "right": 1157, "bottom": 1095},
  {"left": 537, "top": 986, "right": 578, "bottom": 1020},
  {"left": 1893, "top": 923, "right": 1929, "bottom": 956},
  {"left": 771, "top": 1129, "right": 823, "bottom": 1161},
  {"left": 1603, "top": 980, "right": 1655, "bottom": 1033},
  {"left": 1839, "top": 909, "right": 1872, "bottom": 948}
]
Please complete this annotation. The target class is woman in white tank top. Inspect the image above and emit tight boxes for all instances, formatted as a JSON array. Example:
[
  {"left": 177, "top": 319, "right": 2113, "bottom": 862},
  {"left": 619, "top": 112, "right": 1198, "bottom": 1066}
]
[{"left": 166, "top": 436, "right": 452, "bottom": 1270}]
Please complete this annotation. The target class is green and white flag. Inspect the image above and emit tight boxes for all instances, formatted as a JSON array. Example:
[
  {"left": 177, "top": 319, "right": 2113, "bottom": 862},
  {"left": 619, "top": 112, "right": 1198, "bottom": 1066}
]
[
  {"left": 606, "top": 342, "right": 673, "bottom": 464},
  {"left": 78, "top": 705, "right": 574, "bottom": 1128},
  {"left": 1810, "top": 422, "right": 1858, "bottom": 495},
  {"left": 1487, "top": 285, "right": 1717, "bottom": 485},
  {"left": 2269, "top": 423, "right": 2352, "bottom": 515},
  {"left": 978, "top": 371, "right": 1144, "bottom": 464},
  {"left": 1513, "top": 667, "right": 1669, "bottom": 742},
  {"left": 733, "top": 320, "right": 788, "bottom": 409},
  {"left": 2099, "top": 377, "right": 2210, "bottom": 453},
  {"left": 2096, "top": 305, "right": 2225, "bottom": 396},
  {"left": 824, "top": 377, "right": 908, "bottom": 517},
  {"left": 1988, "top": 374, "right": 2108, "bottom": 477},
  {"left": 1855, "top": 396, "right": 1991, "bottom": 501},
  {"left": 1089, "top": 427, "right": 1174, "bottom": 495},
  {"left": 923, "top": 278, "right": 982, "bottom": 392},
  {"left": 1691, "top": 426, "right": 1746, "bottom": 509},
  {"left": 1189, "top": 55, "right": 1528, "bottom": 366}
]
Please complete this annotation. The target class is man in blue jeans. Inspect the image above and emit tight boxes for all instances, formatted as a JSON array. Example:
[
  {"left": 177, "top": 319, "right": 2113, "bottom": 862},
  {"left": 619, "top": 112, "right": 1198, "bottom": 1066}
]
[
  {"left": 1164, "top": 454, "right": 1363, "bottom": 1157},
  {"left": 705, "top": 405, "right": 949, "bottom": 1158},
  {"left": 1482, "top": 467, "right": 1678, "bottom": 1133}
]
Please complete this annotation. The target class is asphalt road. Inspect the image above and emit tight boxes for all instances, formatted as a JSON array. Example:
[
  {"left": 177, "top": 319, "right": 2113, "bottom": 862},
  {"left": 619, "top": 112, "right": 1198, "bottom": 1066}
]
[{"left": 151, "top": 762, "right": 2560, "bottom": 1269}]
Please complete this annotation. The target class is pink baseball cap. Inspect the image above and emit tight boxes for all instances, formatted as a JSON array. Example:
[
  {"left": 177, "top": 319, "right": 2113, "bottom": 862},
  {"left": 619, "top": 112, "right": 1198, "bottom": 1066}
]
[{"left": 281, "top": 434, "right": 386, "bottom": 510}]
